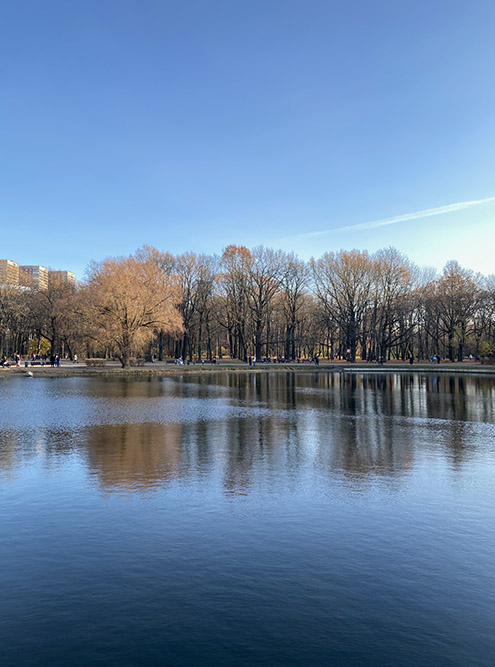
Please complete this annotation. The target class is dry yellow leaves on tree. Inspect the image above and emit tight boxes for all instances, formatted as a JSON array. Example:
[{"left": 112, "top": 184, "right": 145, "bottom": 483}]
[{"left": 83, "top": 248, "right": 182, "bottom": 367}]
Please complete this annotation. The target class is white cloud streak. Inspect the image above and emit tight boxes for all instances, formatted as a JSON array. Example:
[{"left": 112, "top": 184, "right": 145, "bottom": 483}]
[{"left": 288, "top": 196, "right": 495, "bottom": 241}]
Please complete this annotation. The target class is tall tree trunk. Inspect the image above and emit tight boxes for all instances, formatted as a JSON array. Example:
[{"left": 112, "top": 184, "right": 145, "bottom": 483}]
[{"left": 158, "top": 330, "right": 164, "bottom": 361}]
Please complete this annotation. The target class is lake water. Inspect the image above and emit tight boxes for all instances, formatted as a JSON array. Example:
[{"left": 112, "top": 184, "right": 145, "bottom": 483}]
[{"left": 1, "top": 371, "right": 495, "bottom": 666}]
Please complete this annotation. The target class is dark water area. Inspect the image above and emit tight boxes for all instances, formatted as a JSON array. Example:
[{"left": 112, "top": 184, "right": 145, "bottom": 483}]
[{"left": 1, "top": 372, "right": 494, "bottom": 666}]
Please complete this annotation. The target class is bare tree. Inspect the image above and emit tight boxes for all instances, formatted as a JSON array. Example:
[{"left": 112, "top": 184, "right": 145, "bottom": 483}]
[
  {"left": 312, "top": 250, "right": 374, "bottom": 362},
  {"left": 245, "top": 246, "right": 284, "bottom": 359},
  {"left": 434, "top": 261, "right": 478, "bottom": 361},
  {"left": 219, "top": 245, "right": 252, "bottom": 360},
  {"left": 280, "top": 252, "right": 309, "bottom": 359}
]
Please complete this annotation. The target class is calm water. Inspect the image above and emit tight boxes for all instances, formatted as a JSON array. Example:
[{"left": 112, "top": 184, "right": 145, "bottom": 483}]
[{"left": 1, "top": 372, "right": 495, "bottom": 667}]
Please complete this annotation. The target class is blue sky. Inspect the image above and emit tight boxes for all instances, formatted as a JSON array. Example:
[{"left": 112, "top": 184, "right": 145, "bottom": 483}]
[{"left": 1, "top": 0, "right": 494, "bottom": 278}]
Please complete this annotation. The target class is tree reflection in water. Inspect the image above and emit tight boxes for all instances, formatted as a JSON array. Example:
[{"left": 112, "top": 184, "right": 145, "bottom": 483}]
[{"left": 0, "top": 372, "right": 494, "bottom": 494}]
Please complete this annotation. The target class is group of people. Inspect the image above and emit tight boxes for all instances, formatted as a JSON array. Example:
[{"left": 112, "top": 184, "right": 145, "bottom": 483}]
[
  {"left": 40, "top": 353, "right": 61, "bottom": 367},
  {"left": 0, "top": 352, "right": 65, "bottom": 368},
  {"left": 1, "top": 353, "right": 24, "bottom": 367},
  {"left": 36, "top": 353, "right": 62, "bottom": 367}
]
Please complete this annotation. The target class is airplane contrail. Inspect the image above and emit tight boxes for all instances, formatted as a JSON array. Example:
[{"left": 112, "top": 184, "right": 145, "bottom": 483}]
[{"left": 286, "top": 196, "right": 495, "bottom": 240}]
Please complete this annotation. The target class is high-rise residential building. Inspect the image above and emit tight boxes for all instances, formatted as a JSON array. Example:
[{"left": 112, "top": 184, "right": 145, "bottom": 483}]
[
  {"left": 1, "top": 260, "right": 75, "bottom": 288},
  {"left": 20, "top": 265, "right": 49, "bottom": 290},
  {"left": 0, "top": 259, "right": 19, "bottom": 286},
  {"left": 48, "top": 270, "right": 76, "bottom": 287}
]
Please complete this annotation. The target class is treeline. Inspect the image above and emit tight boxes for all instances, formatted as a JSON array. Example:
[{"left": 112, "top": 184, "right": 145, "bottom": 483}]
[{"left": 1, "top": 245, "right": 494, "bottom": 366}]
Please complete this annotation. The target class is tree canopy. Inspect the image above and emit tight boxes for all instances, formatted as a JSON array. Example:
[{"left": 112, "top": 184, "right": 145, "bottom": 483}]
[{"left": 1, "top": 245, "right": 494, "bottom": 364}]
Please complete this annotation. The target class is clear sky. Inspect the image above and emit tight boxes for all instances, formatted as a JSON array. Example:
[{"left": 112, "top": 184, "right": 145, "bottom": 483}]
[{"left": 1, "top": 0, "right": 494, "bottom": 278}]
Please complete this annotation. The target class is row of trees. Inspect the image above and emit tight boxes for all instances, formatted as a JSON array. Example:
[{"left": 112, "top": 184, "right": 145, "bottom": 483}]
[{"left": 1, "top": 245, "right": 494, "bottom": 366}]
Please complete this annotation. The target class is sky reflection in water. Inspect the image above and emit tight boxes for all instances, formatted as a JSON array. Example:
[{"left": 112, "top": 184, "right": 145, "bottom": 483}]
[{"left": 1, "top": 372, "right": 494, "bottom": 667}]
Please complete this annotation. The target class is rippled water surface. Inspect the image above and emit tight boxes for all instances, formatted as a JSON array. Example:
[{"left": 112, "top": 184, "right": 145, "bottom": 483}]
[{"left": 1, "top": 372, "right": 495, "bottom": 666}]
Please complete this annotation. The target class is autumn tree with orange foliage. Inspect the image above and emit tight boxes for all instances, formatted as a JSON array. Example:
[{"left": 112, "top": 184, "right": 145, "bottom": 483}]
[{"left": 83, "top": 248, "right": 182, "bottom": 367}]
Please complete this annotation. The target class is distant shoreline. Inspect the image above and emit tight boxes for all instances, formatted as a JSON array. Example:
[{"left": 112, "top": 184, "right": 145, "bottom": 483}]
[{"left": 2, "top": 361, "right": 495, "bottom": 378}]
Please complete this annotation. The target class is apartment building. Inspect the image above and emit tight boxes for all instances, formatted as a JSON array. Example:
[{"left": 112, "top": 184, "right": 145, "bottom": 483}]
[
  {"left": 20, "top": 265, "right": 49, "bottom": 290},
  {"left": 48, "top": 270, "right": 76, "bottom": 287},
  {"left": 1, "top": 260, "right": 75, "bottom": 289},
  {"left": 0, "top": 259, "right": 19, "bottom": 286}
]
